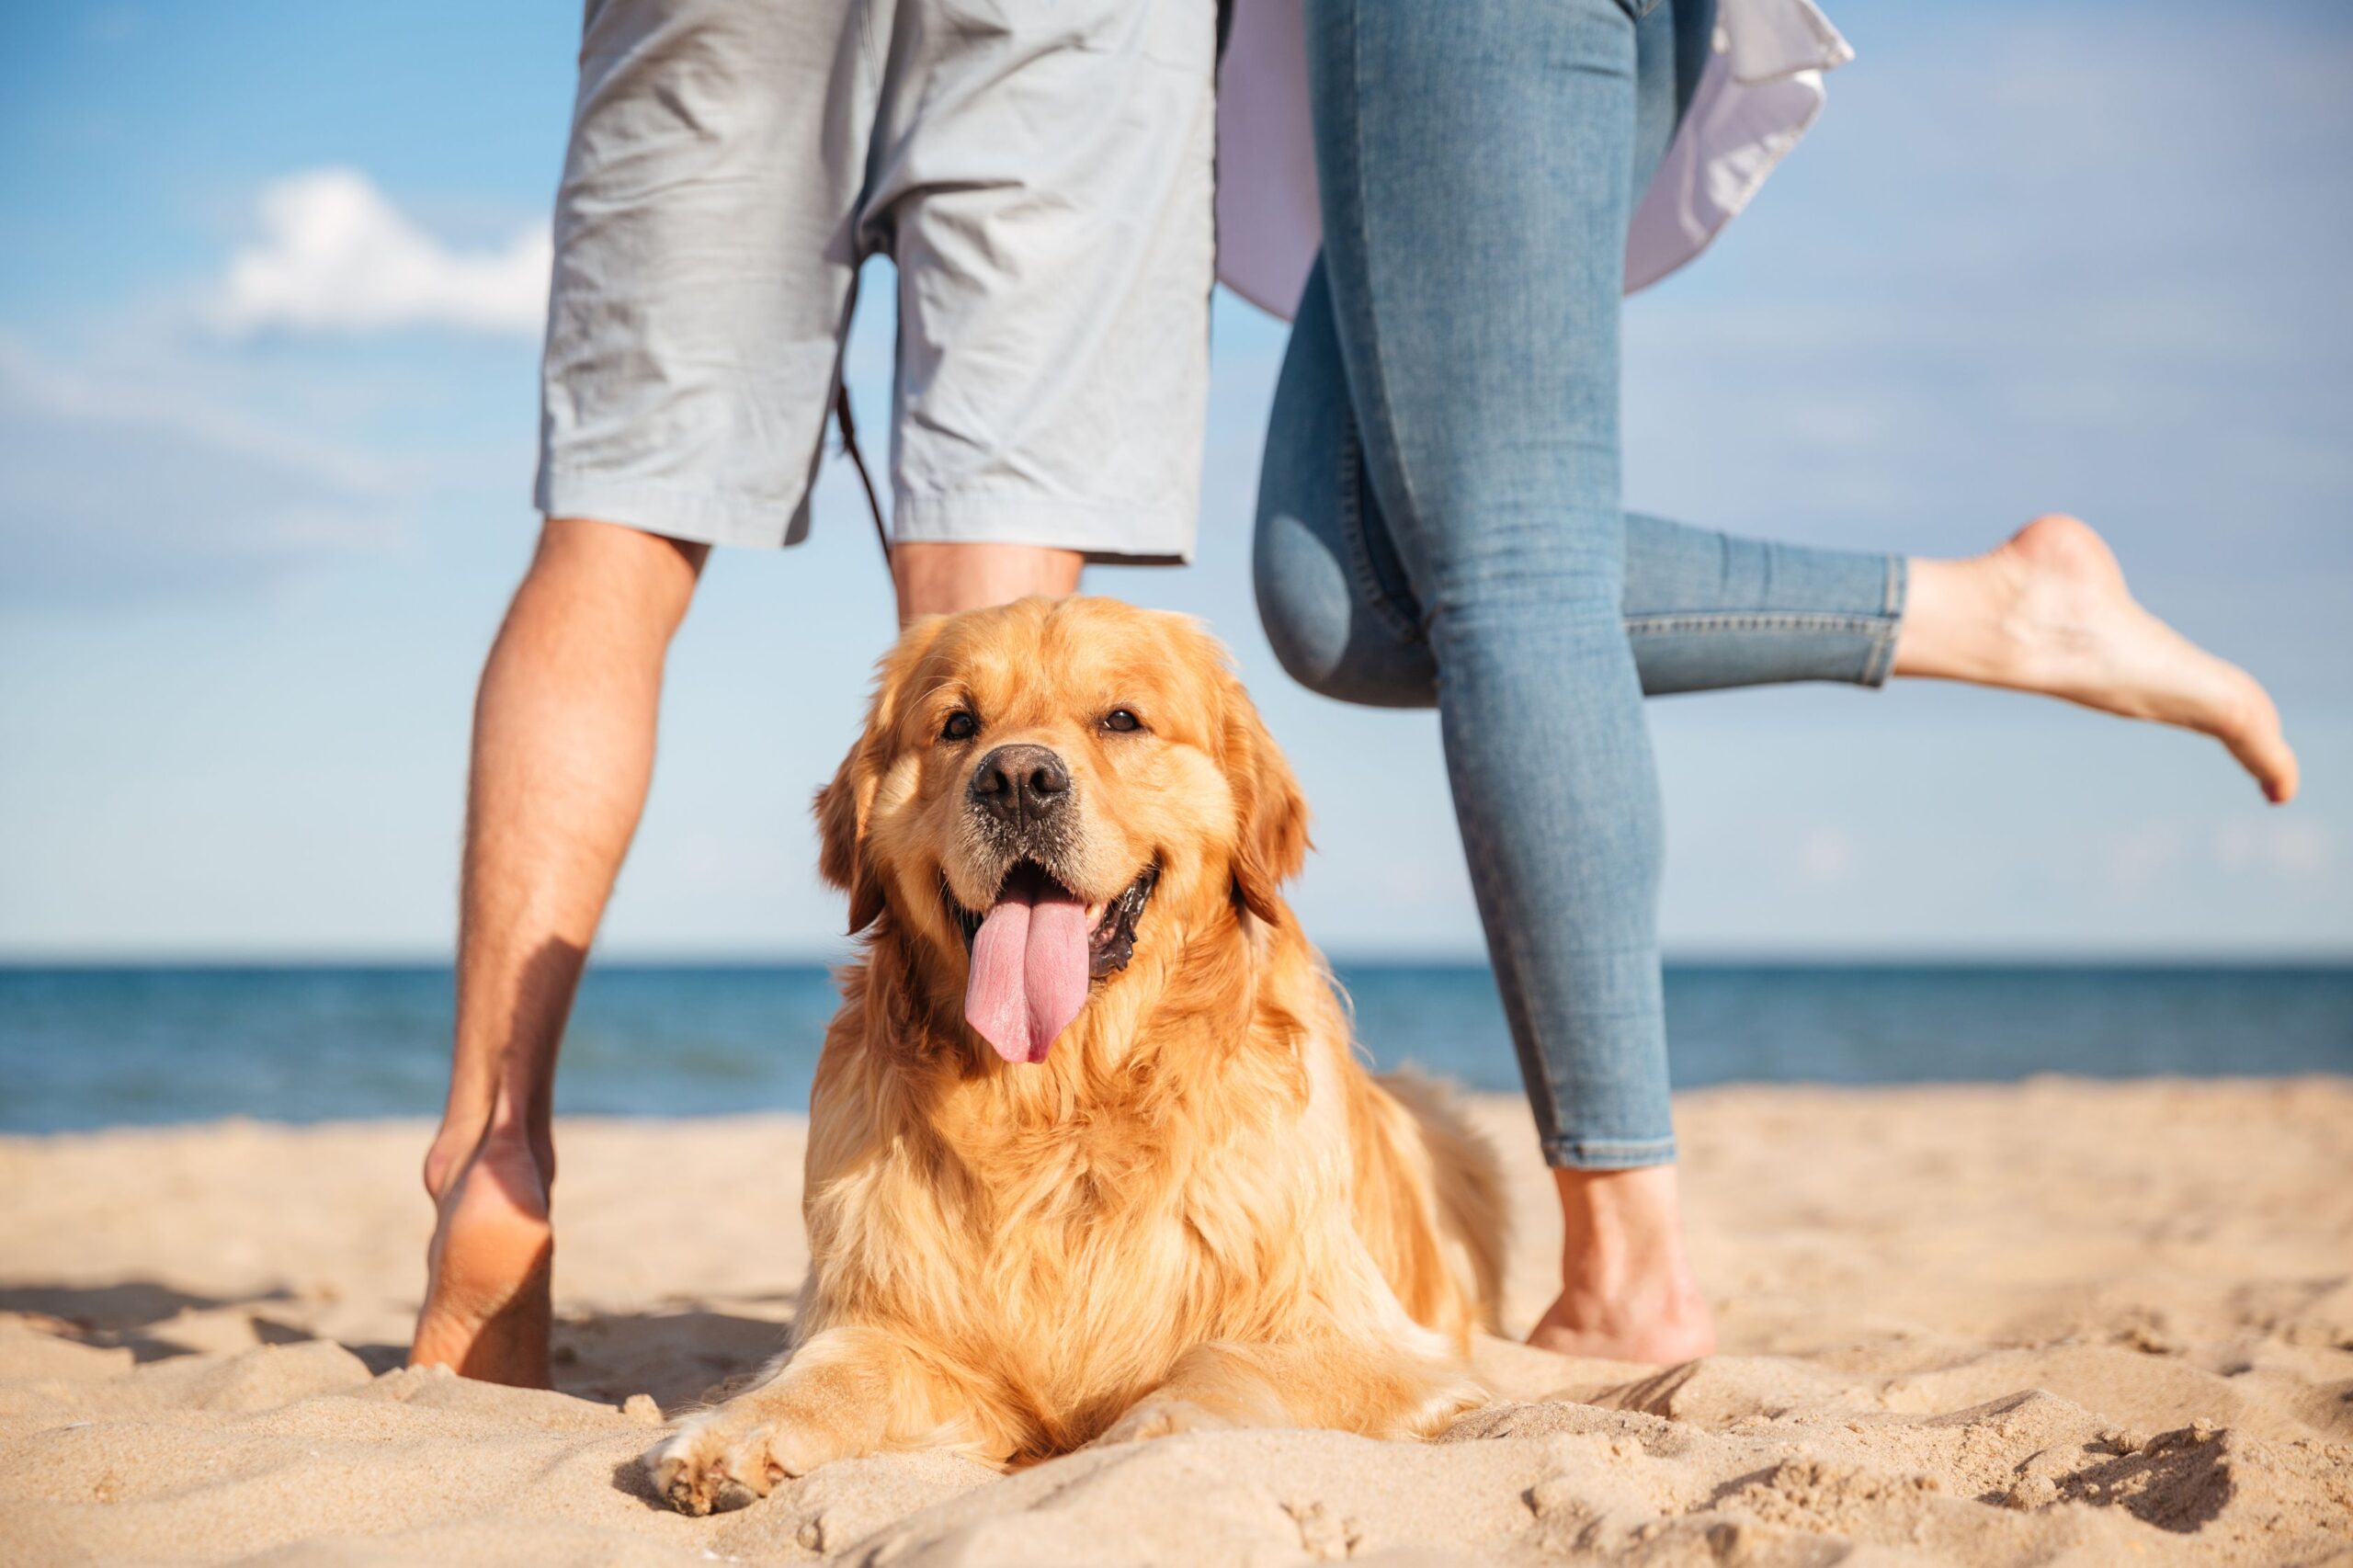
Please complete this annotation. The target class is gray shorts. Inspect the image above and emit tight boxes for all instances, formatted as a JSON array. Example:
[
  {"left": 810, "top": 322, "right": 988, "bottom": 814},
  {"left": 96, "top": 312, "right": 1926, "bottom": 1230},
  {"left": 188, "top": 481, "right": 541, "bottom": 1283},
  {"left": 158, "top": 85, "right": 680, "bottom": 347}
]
[{"left": 536, "top": 0, "right": 1216, "bottom": 563}]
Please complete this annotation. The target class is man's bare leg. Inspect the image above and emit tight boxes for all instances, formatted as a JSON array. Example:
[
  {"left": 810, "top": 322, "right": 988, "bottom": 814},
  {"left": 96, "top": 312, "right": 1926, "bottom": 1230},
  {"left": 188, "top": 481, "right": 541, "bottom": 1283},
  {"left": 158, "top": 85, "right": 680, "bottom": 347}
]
[
  {"left": 413, "top": 533, "right": 1080, "bottom": 1386},
  {"left": 411, "top": 518, "right": 707, "bottom": 1386},
  {"left": 892, "top": 540, "right": 1084, "bottom": 621}
]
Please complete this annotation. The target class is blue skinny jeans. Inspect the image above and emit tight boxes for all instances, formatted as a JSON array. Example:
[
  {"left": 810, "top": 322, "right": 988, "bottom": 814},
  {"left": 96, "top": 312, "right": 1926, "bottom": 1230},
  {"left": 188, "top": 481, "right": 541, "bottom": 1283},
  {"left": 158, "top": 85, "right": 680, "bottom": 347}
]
[{"left": 1255, "top": 0, "right": 1905, "bottom": 1167}]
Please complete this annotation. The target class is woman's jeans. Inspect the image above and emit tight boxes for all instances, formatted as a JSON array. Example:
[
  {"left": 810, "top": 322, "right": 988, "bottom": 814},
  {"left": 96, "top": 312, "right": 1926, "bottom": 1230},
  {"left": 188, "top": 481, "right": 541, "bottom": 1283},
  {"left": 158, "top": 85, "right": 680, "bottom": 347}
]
[{"left": 1255, "top": 0, "right": 1905, "bottom": 1167}]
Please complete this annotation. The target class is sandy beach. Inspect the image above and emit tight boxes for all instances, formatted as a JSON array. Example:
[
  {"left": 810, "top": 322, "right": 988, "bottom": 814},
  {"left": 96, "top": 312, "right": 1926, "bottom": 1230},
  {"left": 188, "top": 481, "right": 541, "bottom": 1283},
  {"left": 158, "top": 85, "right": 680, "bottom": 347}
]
[{"left": 3, "top": 1077, "right": 2348, "bottom": 1566}]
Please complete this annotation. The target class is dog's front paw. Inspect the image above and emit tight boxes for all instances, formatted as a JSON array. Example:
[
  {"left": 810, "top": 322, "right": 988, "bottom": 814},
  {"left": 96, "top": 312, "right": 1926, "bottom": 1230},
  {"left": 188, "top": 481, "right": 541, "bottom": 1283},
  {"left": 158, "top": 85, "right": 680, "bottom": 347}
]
[
  {"left": 645, "top": 1405, "right": 823, "bottom": 1517},
  {"left": 1095, "top": 1395, "right": 1235, "bottom": 1448}
]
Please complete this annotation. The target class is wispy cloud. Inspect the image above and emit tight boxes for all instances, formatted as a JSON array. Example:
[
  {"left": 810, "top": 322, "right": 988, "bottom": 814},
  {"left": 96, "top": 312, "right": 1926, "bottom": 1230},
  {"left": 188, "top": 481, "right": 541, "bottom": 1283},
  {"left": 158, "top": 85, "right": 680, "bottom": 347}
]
[
  {"left": 0, "top": 340, "right": 401, "bottom": 604},
  {"left": 0, "top": 337, "right": 389, "bottom": 493},
  {"left": 2212, "top": 817, "right": 2336, "bottom": 881},
  {"left": 213, "top": 169, "right": 550, "bottom": 337}
]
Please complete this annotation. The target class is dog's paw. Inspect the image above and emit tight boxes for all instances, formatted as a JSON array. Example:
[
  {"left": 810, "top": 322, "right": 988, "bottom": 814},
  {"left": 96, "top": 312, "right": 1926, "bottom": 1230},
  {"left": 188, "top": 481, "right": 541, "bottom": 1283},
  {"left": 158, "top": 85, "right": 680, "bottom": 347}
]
[
  {"left": 644, "top": 1406, "right": 826, "bottom": 1517},
  {"left": 1094, "top": 1395, "right": 1236, "bottom": 1447}
]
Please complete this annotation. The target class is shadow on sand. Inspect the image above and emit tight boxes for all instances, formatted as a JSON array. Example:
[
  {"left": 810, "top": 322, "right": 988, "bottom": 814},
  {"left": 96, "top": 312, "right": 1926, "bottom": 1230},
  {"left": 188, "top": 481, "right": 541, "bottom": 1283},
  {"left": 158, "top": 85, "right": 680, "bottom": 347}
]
[{"left": 1, "top": 1279, "right": 794, "bottom": 1410}]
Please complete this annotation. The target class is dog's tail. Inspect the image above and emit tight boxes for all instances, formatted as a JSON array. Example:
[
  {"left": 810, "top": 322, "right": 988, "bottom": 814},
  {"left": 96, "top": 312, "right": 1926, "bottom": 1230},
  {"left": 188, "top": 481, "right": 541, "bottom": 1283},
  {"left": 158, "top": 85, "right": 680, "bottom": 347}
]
[{"left": 1369, "top": 1068, "right": 1510, "bottom": 1338}]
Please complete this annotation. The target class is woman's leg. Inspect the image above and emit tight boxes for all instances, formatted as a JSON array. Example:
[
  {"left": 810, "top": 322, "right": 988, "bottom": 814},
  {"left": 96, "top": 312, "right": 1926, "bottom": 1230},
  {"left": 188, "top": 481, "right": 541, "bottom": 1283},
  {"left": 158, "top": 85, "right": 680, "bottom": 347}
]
[
  {"left": 1257, "top": 262, "right": 1908, "bottom": 710},
  {"left": 1302, "top": 0, "right": 1712, "bottom": 1358},
  {"left": 1260, "top": 277, "right": 2296, "bottom": 800},
  {"left": 1275, "top": 0, "right": 2302, "bottom": 1368},
  {"left": 1261, "top": 294, "right": 2300, "bottom": 1366}
]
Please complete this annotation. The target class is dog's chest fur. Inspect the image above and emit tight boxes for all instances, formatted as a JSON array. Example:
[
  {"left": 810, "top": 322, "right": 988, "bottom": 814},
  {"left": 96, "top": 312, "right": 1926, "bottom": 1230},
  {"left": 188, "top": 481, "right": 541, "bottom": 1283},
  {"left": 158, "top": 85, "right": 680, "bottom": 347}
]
[{"left": 802, "top": 1039, "right": 1346, "bottom": 1437}]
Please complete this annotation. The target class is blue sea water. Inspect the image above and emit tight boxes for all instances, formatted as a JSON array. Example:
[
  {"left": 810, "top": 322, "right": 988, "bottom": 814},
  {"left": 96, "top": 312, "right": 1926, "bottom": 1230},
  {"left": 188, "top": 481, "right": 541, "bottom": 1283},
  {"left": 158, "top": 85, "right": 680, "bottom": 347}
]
[{"left": 0, "top": 961, "right": 2346, "bottom": 1134}]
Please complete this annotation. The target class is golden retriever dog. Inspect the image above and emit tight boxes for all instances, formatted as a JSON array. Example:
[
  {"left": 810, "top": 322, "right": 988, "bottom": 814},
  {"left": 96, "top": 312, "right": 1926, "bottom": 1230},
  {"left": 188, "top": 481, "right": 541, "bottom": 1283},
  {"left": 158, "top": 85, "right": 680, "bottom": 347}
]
[{"left": 648, "top": 597, "right": 1506, "bottom": 1515}]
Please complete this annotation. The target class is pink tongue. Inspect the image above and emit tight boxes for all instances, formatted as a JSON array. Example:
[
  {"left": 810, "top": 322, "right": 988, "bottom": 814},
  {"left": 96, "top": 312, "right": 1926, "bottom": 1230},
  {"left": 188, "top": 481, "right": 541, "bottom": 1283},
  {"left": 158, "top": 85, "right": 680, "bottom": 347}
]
[{"left": 964, "top": 869, "right": 1091, "bottom": 1065}]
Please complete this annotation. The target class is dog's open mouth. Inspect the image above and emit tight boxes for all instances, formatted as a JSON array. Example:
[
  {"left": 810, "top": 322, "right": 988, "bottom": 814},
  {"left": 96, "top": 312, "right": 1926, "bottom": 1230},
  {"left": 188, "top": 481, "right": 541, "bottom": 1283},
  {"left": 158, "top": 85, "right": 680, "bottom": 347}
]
[{"left": 949, "top": 859, "right": 1157, "bottom": 1066}]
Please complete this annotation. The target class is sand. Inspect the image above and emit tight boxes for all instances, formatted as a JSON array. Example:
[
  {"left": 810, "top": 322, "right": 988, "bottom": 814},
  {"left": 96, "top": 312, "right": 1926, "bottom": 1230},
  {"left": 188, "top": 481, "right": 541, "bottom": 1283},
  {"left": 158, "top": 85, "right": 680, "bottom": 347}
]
[{"left": 3, "top": 1077, "right": 2349, "bottom": 1567}]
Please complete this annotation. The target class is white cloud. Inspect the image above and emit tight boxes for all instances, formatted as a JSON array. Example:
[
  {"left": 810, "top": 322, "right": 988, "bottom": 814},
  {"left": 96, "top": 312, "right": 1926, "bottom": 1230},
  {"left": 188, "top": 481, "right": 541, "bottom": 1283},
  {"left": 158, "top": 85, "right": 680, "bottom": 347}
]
[
  {"left": 214, "top": 168, "right": 551, "bottom": 336},
  {"left": 1794, "top": 826, "right": 1857, "bottom": 885}
]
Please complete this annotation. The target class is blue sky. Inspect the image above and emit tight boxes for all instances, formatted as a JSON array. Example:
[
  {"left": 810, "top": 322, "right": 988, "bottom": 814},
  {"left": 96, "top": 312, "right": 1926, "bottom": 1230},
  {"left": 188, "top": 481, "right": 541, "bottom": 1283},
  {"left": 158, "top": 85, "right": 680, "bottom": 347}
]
[{"left": 2, "top": 0, "right": 2347, "bottom": 960}]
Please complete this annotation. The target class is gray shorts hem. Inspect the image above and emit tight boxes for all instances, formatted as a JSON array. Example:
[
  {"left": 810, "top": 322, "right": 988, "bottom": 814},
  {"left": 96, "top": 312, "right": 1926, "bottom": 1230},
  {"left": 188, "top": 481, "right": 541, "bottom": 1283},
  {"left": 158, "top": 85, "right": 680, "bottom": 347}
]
[
  {"left": 535, "top": 469, "right": 810, "bottom": 552},
  {"left": 891, "top": 492, "right": 1196, "bottom": 567}
]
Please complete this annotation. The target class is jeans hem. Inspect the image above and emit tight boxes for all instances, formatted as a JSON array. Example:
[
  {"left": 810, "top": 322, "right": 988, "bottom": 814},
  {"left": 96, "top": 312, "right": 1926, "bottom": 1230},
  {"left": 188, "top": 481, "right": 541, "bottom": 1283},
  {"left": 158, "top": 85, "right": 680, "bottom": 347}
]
[
  {"left": 1540, "top": 1134, "right": 1678, "bottom": 1170},
  {"left": 1859, "top": 553, "right": 1909, "bottom": 687}
]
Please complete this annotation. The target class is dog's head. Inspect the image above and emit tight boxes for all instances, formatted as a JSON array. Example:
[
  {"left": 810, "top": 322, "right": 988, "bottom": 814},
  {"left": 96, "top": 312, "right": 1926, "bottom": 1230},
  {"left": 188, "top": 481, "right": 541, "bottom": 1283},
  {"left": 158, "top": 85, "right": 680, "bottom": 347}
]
[{"left": 816, "top": 597, "right": 1309, "bottom": 1066}]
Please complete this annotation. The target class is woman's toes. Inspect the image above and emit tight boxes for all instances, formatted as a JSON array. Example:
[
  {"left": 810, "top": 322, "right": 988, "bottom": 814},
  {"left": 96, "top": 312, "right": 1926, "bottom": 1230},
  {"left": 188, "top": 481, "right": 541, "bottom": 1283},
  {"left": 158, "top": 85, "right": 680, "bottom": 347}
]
[{"left": 2214, "top": 674, "right": 2299, "bottom": 804}]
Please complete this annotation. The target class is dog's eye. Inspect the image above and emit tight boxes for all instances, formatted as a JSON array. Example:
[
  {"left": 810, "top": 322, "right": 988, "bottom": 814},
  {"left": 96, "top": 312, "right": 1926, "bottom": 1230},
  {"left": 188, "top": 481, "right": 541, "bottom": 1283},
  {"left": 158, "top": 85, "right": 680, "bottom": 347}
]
[
  {"left": 1102, "top": 709, "right": 1142, "bottom": 733},
  {"left": 941, "top": 711, "right": 979, "bottom": 742}
]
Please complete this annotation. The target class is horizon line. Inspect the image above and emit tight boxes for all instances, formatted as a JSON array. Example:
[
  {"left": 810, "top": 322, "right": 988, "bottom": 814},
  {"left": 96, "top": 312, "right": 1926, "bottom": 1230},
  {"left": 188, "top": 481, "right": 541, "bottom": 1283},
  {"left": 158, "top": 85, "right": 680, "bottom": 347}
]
[{"left": 3, "top": 949, "right": 2348, "bottom": 970}]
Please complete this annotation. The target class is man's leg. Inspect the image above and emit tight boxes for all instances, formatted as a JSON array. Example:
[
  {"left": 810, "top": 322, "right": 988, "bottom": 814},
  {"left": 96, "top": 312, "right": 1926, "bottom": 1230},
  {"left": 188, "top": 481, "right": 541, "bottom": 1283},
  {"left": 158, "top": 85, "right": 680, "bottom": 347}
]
[
  {"left": 412, "top": 527, "right": 1079, "bottom": 1386},
  {"left": 892, "top": 541, "right": 1082, "bottom": 622},
  {"left": 411, "top": 517, "right": 707, "bottom": 1386}
]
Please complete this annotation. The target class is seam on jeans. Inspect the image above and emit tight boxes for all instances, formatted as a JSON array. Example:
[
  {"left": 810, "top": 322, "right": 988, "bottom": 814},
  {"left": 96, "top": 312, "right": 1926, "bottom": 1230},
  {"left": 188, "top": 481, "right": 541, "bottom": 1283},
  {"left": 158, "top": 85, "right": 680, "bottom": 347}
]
[
  {"left": 1336, "top": 417, "right": 1422, "bottom": 642},
  {"left": 1336, "top": 3, "right": 1432, "bottom": 597},
  {"left": 1859, "top": 624, "right": 1898, "bottom": 687},
  {"left": 1860, "top": 554, "right": 1906, "bottom": 687},
  {"left": 1625, "top": 612, "right": 1891, "bottom": 635}
]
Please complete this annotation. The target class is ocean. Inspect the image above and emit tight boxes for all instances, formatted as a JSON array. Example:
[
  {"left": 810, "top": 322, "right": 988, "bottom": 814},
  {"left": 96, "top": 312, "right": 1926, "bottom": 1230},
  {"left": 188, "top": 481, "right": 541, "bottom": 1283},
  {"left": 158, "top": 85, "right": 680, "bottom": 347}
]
[{"left": 2, "top": 961, "right": 2346, "bottom": 1135}]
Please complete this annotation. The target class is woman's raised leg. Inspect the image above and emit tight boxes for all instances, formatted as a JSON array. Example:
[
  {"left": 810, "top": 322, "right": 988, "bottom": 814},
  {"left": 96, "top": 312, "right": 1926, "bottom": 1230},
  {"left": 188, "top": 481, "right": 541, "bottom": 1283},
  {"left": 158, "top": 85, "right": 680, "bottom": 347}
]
[{"left": 1261, "top": 267, "right": 2295, "bottom": 808}]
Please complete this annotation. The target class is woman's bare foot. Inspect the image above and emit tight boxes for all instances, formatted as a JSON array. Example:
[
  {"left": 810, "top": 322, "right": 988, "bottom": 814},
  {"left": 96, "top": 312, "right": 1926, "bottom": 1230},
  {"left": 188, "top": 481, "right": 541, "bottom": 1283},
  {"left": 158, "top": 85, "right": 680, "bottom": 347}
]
[
  {"left": 409, "top": 1117, "right": 555, "bottom": 1388},
  {"left": 1527, "top": 1165, "right": 1717, "bottom": 1365},
  {"left": 1897, "top": 516, "right": 2298, "bottom": 802}
]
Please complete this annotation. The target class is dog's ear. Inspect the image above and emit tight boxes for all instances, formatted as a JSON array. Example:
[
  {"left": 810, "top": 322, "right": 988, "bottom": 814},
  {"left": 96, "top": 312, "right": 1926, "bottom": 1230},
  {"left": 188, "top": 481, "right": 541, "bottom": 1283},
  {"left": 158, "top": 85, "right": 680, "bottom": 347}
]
[
  {"left": 1221, "top": 669, "right": 1312, "bottom": 926},
  {"left": 814, "top": 620, "right": 949, "bottom": 936},
  {"left": 813, "top": 741, "right": 886, "bottom": 935}
]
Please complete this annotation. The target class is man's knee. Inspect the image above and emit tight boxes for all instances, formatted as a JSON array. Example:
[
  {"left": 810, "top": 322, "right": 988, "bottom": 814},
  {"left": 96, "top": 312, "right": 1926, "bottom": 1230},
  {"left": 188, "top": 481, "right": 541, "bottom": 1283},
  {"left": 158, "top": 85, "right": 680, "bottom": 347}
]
[
  {"left": 535, "top": 516, "right": 710, "bottom": 584},
  {"left": 519, "top": 517, "right": 710, "bottom": 639}
]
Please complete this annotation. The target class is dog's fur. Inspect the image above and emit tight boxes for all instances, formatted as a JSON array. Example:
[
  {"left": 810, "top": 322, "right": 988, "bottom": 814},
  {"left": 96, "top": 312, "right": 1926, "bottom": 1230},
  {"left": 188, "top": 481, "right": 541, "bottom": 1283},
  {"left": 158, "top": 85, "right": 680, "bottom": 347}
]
[{"left": 649, "top": 597, "right": 1506, "bottom": 1514}]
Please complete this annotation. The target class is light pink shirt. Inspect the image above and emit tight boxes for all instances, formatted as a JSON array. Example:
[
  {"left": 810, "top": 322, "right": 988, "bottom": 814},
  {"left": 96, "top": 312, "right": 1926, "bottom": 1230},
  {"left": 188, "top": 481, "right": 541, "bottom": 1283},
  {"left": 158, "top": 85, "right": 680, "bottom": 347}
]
[{"left": 1214, "top": 0, "right": 1855, "bottom": 318}]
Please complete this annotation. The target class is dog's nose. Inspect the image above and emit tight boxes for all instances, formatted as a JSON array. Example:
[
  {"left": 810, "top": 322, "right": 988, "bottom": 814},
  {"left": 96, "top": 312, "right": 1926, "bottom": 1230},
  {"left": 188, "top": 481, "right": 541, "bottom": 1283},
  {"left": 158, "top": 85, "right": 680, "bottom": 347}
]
[{"left": 970, "top": 744, "right": 1071, "bottom": 827}]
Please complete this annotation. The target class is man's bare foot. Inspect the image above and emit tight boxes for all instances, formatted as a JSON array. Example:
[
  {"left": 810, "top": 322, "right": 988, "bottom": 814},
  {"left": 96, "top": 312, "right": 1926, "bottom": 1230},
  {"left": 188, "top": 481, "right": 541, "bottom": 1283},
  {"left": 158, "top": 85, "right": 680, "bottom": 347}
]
[
  {"left": 409, "top": 1119, "right": 554, "bottom": 1387},
  {"left": 1898, "top": 516, "right": 2299, "bottom": 802},
  {"left": 1527, "top": 1165, "right": 1717, "bottom": 1365}
]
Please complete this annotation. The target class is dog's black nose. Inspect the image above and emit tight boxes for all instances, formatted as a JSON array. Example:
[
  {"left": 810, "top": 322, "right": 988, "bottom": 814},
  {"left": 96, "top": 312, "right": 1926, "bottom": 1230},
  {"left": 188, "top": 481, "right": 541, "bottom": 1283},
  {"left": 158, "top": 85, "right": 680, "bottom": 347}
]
[{"left": 970, "top": 744, "right": 1071, "bottom": 827}]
